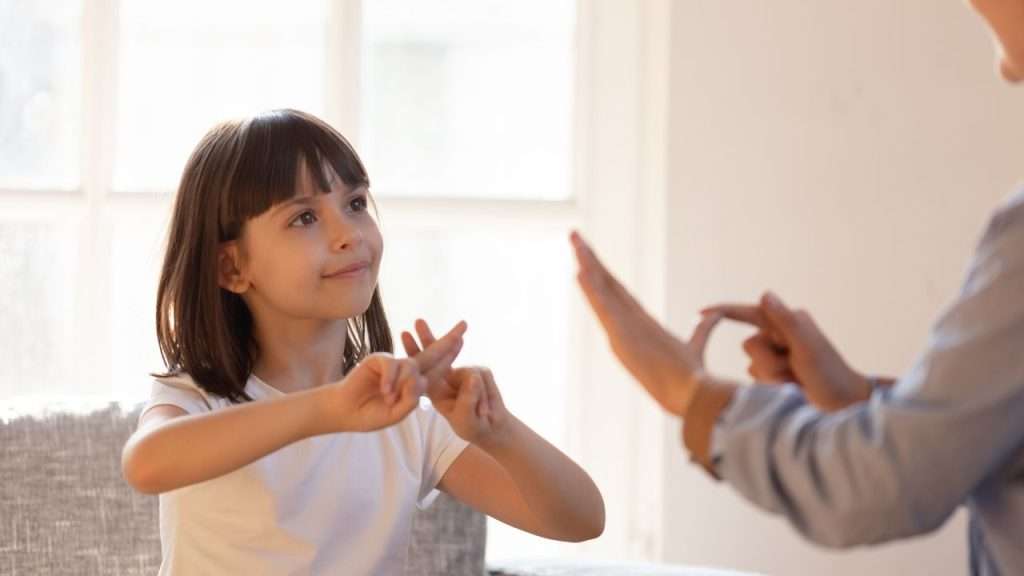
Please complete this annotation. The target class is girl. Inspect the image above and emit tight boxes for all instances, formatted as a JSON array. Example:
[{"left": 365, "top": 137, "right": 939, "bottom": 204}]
[{"left": 121, "top": 109, "right": 604, "bottom": 575}]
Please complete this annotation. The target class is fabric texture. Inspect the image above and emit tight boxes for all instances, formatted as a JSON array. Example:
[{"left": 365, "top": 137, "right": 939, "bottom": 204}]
[{"left": 1, "top": 398, "right": 487, "bottom": 575}]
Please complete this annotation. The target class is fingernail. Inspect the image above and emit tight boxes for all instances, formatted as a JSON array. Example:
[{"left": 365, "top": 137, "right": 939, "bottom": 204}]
[{"left": 764, "top": 292, "right": 781, "bottom": 308}]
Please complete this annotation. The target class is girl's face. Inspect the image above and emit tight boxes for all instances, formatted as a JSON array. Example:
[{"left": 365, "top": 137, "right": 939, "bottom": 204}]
[
  {"left": 221, "top": 162, "right": 383, "bottom": 323},
  {"left": 970, "top": 0, "right": 1024, "bottom": 82}
]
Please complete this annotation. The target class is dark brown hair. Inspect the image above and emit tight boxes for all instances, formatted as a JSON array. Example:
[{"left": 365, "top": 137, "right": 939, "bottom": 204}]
[{"left": 154, "top": 109, "right": 393, "bottom": 403}]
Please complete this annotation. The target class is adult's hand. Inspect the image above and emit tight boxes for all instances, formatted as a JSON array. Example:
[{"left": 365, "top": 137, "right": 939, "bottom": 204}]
[
  {"left": 704, "top": 292, "right": 886, "bottom": 412},
  {"left": 570, "top": 231, "right": 721, "bottom": 416}
]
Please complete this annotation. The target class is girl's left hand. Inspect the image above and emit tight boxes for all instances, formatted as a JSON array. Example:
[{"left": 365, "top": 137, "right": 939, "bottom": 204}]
[{"left": 402, "top": 320, "right": 511, "bottom": 446}]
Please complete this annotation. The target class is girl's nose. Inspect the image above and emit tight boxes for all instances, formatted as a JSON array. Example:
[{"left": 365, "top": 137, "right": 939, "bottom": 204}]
[{"left": 330, "top": 217, "right": 364, "bottom": 252}]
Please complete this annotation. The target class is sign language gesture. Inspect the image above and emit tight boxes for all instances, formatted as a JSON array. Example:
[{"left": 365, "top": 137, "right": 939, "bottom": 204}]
[
  {"left": 703, "top": 293, "right": 879, "bottom": 411},
  {"left": 401, "top": 320, "right": 511, "bottom": 446},
  {"left": 570, "top": 231, "right": 722, "bottom": 416},
  {"left": 319, "top": 321, "right": 468, "bottom": 433}
]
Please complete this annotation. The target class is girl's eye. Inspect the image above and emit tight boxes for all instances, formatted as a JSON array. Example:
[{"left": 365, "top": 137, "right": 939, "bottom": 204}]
[
  {"left": 349, "top": 196, "right": 368, "bottom": 212},
  {"left": 289, "top": 210, "right": 318, "bottom": 228}
]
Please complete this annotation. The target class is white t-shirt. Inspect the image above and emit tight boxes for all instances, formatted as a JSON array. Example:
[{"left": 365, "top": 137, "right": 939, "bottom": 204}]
[{"left": 141, "top": 372, "right": 469, "bottom": 575}]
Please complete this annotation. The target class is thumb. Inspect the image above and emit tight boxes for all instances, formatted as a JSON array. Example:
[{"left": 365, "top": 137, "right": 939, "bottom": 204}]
[{"left": 689, "top": 312, "right": 723, "bottom": 360}]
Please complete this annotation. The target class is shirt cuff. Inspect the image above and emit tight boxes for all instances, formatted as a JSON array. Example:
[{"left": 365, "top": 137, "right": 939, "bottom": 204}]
[{"left": 681, "top": 378, "right": 738, "bottom": 479}]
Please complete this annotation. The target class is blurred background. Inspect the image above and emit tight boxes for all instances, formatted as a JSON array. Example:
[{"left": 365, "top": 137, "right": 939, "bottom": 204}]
[{"left": 2, "top": 1, "right": 1023, "bottom": 573}]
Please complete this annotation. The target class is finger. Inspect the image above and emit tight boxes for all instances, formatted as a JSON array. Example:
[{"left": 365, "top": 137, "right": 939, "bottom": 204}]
[
  {"left": 689, "top": 312, "right": 723, "bottom": 359},
  {"left": 743, "top": 333, "right": 795, "bottom": 383},
  {"left": 748, "top": 359, "right": 794, "bottom": 383},
  {"left": 379, "top": 356, "right": 398, "bottom": 396},
  {"left": 391, "top": 372, "right": 424, "bottom": 415},
  {"left": 481, "top": 368, "right": 501, "bottom": 416},
  {"left": 456, "top": 372, "right": 483, "bottom": 417},
  {"left": 475, "top": 371, "right": 490, "bottom": 418},
  {"left": 401, "top": 331, "right": 422, "bottom": 357},
  {"left": 392, "top": 359, "right": 418, "bottom": 404},
  {"left": 401, "top": 360, "right": 426, "bottom": 399},
  {"left": 701, "top": 304, "right": 770, "bottom": 331},
  {"left": 570, "top": 230, "right": 603, "bottom": 276},
  {"left": 413, "top": 320, "right": 468, "bottom": 373},
  {"left": 423, "top": 341, "right": 463, "bottom": 384},
  {"left": 571, "top": 232, "right": 629, "bottom": 315},
  {"left": 760, "top": 292, "right": 804, "bottom": 344},
  {"left": 748, "top": 363, "right": 794, "bottom": 383},
  {"left": 414, "top": 319, "right": 439, "bottom": 348},
  {"left": 429, "top": 366, "right": 466, "bottom": 401}
]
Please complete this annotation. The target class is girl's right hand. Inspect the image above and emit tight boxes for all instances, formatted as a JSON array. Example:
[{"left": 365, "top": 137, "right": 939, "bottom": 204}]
[{"left": 315, "top": 321, "right": 468, "bottom": 433}]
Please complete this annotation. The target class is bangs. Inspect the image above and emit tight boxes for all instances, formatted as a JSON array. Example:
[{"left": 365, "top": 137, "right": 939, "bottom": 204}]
[{"left": 218, "top": 109, "right": 369, "bottom": 241}]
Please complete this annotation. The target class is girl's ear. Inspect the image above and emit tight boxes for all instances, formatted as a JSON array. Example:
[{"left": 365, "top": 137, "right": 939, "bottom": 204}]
[{"left": 217, "top": 242, "right": 250, "bottom": 294}]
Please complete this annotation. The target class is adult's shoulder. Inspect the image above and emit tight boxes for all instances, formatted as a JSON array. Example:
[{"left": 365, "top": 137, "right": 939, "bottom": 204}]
[{"left": 979, "top": 186, "right": 1024, "bottom": 248}]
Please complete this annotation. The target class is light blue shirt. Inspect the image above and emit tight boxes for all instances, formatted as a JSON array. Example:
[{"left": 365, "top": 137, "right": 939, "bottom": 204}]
[{"left": 712, "top": 189, "right": 1024, "bottom": 575}]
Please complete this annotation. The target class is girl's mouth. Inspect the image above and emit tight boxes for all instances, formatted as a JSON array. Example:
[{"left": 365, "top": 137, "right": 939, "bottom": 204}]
[{"left": 323, "top": 261, "right": 370, "bottom": 279}]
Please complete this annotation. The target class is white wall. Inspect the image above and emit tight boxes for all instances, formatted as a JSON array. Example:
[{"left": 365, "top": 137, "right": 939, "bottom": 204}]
[{"left": 660, "top": 1, "right": 1024, "bottom": 574}]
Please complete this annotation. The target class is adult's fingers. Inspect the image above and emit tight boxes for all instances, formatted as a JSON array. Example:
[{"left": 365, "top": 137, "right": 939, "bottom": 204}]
[
  {"left": 743, "top": 334, "right": 791, "bottom": 382},
  {"left": 703, "top": 301, "right": 786, "bottom": 349},
  {"left": 701, "top": 303, "right": 768, "bottom": 330},
  {"left": 690, "top": 312, "right": 724, "bottom": 360},
  {"left": 571, "top": 231, "right": 630, "bottom": 324},
  {"left": 760, "top": 292, "right": 804, "bottom": 344}
]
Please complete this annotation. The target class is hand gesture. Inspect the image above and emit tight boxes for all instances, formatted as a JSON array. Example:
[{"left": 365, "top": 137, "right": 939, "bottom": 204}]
[
  {"left": 704, "top": 292, "right": 874, "bottom": 411},
  {"left": 570, "top": 231, "right": 721, "bottom": 416},
  {"left": 319, "top": 321, "right": 467, "bottom": 433},
  {"left": 401, "top": 320, "right": 511, "bottom": 446}
]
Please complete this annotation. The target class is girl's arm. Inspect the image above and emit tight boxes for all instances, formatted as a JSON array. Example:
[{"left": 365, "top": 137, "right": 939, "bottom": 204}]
[
  {"left": 124, "top": 326, "right": 466, "bottom": 494},
  {"left": 124, "top": 388, "right": 332, "bottom": 494},
  {"left": 401, "top": 323, "right": 604, "bottom": 542},
  {"left": 439, "top": 414, "right": 605, "bottom": 542}
]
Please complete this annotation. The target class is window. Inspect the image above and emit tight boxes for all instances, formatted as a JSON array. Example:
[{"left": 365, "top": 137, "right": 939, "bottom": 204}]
[{"left": 0, "top": 0, "right": 670, "bottom": 564}]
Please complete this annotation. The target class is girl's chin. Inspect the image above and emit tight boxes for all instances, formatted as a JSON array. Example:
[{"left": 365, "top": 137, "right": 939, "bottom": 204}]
[{"left": 1000, "top": 57, "right": 1023, "bottom": 82}]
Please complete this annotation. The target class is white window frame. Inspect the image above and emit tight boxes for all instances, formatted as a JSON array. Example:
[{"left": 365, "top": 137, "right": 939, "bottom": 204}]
[{"left": 0, "top": 0, "right": 673, "bottom": 563}]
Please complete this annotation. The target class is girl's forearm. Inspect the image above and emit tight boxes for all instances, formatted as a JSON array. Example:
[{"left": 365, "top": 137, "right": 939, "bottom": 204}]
[
  {"left": 480, "top": 417, "right": 605, "bottom": 541},
  {"left": 122, "top": 389, "right": 326, "bottom": 494}
]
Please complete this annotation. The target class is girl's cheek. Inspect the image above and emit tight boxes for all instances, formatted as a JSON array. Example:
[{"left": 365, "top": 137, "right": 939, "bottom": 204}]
[{"left": 367, "top": 221, "right": 384, "bottom": 260}]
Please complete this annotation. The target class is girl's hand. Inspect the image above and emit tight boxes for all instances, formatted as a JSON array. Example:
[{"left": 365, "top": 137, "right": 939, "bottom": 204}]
[
  {"left": 703, "top": 292, "right": 875, "bottom": 412},
  {"left": 570, "top": 231, "right": 722, "bottom": 416},
  {"left": 401, "top": 320, "right": 511, "bottom": 446},
  {"left": 316, "top": 321, "right": 468, "bottom": 433}
]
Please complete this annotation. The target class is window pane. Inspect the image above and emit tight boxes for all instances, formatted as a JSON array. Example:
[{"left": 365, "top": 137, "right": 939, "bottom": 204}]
[
  {"left": 379, "top": 224, "right": 572, "bottom": 560},
  {"left": 0, "top": 221, "right": 79, "bottom": 399},
  {"left": 0, "top": 0, "right": 80, "bottom": 190},
  {"left": 114, "top": 0, "right": 328, "bottom": 192},
  {"left": 362, "top": 0, "right": 575, "bottom": 200},
  {"left": 108, "top": 207, "right": 168, "bottom": 401}
]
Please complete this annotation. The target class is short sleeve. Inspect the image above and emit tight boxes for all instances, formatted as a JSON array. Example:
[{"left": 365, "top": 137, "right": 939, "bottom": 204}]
[
  {"left": 138, "top": 374, "right": 215, "bottom": 426},
  {"left": 415, "top": 402, "right": 469, "bottom": 509}
]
